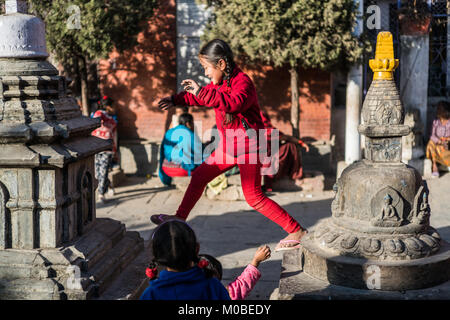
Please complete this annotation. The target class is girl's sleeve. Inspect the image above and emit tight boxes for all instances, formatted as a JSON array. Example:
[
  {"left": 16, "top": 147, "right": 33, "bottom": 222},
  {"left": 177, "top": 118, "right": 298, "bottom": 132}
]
[
  {"left": 430, "top": 120, "right": 440, "bottom": 143},
  {"left": 197, "top": 75, "right": 255, "bottom": 114},
  {"left": 227, "top": 264, "right": 261, "bottom": 300},
  {"left": 172, "top": 83, "right": 214, "bottom": 107}
]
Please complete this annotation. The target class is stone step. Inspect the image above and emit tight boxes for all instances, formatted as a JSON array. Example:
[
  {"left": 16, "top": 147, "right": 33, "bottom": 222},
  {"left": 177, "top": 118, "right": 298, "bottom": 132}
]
[
  {"left": 278, "top": 248, "right": 450, "bottom": 300},
  {"left": 0, "top": 219, "right": 144, "bottom": 300},
  {"left": 0, "top": 278, "right": 61, "bottom": 300},
  {"left": 59, "top": 218, "right": 126, "bottom": 271},
  {"left": 97, "top": 240, "right": 152, "bottom": 300},
  {"left": 0, "top": 250, "right": 51, "bottom": 280},
  {"left": 86, "top": 231, "right": 144, "bottom": 297}
]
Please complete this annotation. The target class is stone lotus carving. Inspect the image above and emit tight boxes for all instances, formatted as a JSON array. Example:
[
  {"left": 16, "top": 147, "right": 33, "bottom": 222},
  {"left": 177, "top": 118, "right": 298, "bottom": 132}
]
[{"left": 313, "top": 220, "right": 441, "bottom": 260}]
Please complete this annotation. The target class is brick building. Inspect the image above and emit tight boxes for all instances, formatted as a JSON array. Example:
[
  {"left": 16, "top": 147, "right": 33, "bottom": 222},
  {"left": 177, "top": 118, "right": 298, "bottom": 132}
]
[{"left": 97, "top": 1, "right": 334, "bottom": 176}]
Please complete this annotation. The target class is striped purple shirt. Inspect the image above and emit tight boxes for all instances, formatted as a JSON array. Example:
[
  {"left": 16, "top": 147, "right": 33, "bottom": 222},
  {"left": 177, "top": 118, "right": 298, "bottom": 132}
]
[{"left": 430, "top": 119, "right": 450, "bottom": 143}]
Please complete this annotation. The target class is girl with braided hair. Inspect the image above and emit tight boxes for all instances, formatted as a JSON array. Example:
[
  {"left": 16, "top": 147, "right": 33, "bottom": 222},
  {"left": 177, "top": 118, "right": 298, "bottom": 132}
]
[
  {"left": 152, "top": 39, "right": 307, "bottom": 251},
  {"left": 140, "top": 220, "right": 230, "bottom": 300}
]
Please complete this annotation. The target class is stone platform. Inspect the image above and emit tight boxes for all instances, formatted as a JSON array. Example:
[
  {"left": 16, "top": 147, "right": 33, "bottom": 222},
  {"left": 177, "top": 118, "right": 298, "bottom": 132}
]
[
  {"left": 0, "top": 218, "right": 143, "bottom": 300},
  {"left": 278, "top": 248, "right": 450, "bottom": 300}
]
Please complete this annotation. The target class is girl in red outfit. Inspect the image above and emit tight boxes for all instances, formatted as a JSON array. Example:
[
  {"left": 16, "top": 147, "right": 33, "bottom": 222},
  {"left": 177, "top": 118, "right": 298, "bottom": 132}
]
[{"left": 151, "top": 39, "right": 307, "bottom": 251}]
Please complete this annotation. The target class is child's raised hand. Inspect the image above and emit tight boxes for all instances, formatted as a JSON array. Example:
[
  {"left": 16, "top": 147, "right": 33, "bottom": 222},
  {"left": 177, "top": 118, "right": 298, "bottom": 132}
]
[
  {"left": 250, "top": 245, "right": 271, "bottom": 268},
  {"left": 181, "top": 79, "right": 200, "bottom": 96},
  {"left": 158, "top": 96, "right": 174, "bottom": 110}
]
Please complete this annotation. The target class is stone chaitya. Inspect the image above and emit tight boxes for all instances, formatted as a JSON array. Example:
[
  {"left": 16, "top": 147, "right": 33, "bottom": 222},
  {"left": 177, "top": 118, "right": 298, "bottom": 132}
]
[
  {"left": 299, "top": 32, "right": 450, "bottom": 291},
  {"left": 0, "top": 1, "right": 143, "bottom": 299}
]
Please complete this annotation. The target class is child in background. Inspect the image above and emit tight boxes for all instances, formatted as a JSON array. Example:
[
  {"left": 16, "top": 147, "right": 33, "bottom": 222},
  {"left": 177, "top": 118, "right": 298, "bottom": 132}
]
[
  {"left": 140, "top": 220, "right": 230, "bottom": 300},
  {"left": 199, "top": 245, "right": 271, "bottom": 300}
]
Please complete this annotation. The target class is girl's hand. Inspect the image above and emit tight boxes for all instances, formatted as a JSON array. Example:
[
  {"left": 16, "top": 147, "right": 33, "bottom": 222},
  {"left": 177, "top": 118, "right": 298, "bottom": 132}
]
[
  {"left": 303, "top": 144, "right": 310, "bottom": 152},
  {"left": 158, "top": 96, "right": 174, "bottom": 110},
  {"left": 251, "top": 245, "right": 271, "bottom": 268},
  {"left": 181, "top": 79, "right": 200, "bottom": 96}
]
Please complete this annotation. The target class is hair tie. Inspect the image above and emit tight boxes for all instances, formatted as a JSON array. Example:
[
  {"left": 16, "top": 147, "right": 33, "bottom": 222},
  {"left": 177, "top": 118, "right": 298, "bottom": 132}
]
[
  {"left": 198, "top": 259, "right": 209, "bottom": 269},
  {"left": 103, "top": 95, "right": 108, "bottom": 100},
  {"left": 145, "top": 266, "right": 158, "bottom": 279}
]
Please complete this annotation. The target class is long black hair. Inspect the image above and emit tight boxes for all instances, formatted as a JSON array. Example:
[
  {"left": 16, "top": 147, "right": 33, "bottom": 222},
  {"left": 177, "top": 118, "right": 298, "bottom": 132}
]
[
  {"left": 179, "top": 113, "right": 194, "bottom": 127},
  {"left": 198, "top": 254, "right": 223, "bottom": 280},
  {"left": 199, "top": 39, "right": 236, "bottom": 126},
  {"left": 150, "top": 220, "right": 200, "bottom": 272}
]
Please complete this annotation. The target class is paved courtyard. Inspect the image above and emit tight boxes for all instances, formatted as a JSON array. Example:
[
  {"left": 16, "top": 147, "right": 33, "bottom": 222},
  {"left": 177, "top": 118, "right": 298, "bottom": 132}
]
[{"left": 97, "top": 171, "right": 450, "bottom": 299}]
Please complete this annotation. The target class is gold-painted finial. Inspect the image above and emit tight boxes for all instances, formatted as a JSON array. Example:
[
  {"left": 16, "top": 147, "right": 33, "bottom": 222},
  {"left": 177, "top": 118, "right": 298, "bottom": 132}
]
[{"left": 369, "top": 32, "right": 399, "bottom": 80}]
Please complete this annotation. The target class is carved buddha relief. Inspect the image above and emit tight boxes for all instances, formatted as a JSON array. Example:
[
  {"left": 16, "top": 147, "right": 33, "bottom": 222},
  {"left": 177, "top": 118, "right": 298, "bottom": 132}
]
[{"left": 371, "top": 187, "right": 404, "bottom": 227}]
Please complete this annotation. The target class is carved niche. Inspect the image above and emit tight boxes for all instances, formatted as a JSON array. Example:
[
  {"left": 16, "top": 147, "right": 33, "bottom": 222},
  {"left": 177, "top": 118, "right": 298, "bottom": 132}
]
[
  {"left": 375, "top": 101, "right": 402, "bottom": 125},
  {"left": 408, "top": 185, "right": 431, "bottom": 225},
  {"left": 0, "top": 181, "right": 11, "bottom": 249},
  {"left": 371, "top": 186, "right": 404, "bottom": 227},
  {"left": 331, "top": 183, "right": 345, "bottom": 218},
  {"left": 76, "top": 168, "right": 93, "bottom": 235}
]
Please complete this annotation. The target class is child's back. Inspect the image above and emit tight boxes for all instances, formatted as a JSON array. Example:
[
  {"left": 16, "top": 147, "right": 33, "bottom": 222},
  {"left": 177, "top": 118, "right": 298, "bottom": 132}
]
[
  {"left": 141, "top": 266, "right": 230, "bottom": 300},
  {"left": 140, "top": 220, "right": 230, "bottom": 300}
]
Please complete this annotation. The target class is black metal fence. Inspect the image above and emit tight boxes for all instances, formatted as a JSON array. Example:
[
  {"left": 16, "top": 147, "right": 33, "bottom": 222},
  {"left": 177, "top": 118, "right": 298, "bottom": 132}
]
[
  {"left": 428, "top": 0, "right": 448, "bottom": 98},
  {"left": 362, "top": 0, "right": 449, "bottom": 99}
]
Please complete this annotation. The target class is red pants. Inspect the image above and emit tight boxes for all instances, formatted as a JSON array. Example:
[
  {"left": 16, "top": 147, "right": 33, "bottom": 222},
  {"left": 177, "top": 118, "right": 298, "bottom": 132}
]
[
  {"left": 162, "top": 166, "right": 189, "bottom": 177},
  {"left": 175, "top": 152, "right": 302, "bottom": 234}
]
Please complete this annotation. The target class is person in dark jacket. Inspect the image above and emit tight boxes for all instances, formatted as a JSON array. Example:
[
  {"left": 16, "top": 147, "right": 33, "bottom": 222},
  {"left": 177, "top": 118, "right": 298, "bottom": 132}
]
[{"left": 140, "top": 220, "right": 230, "bottom": 300}]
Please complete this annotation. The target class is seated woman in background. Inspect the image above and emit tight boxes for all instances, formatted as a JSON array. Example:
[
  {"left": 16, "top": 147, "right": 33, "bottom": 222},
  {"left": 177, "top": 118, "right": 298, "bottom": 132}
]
[
  {"left": 159, "top": 113, "right": 203, "bottom": 185},
  {"left": 260, "top": 111, "right": 309, "bottom": 192},
  {"left": 426, "top": 100, "right": 450, "bottom": 178}
]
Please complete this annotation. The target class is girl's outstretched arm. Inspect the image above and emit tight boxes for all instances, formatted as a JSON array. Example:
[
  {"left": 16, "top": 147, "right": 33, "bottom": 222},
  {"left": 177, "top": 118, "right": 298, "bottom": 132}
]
[
  {"left": 172, "top": 82, "right": 213, "bottom": 107},
  {"left": 197, "top": 75, "right": 256, "bottom": 114}
]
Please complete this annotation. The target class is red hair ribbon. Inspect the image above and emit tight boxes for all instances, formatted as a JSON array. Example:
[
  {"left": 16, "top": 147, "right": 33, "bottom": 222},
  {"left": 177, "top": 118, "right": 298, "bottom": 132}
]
[
  {"left": 103, "top": 95, "right": 108, "bottom": 100},
  {"left": 145, "top": 267, "right": 158, "bottom": 279},
  {"left": 198, "top": 259, "right": 209, "bottom": 269}
]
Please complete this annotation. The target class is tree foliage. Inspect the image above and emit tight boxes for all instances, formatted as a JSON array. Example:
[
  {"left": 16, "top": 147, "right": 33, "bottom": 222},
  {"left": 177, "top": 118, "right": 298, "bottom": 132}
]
[
  {"left": 1, "top": 0, "right": 158, "bottom": 114},
  {"left": 198, "top": 0, "right": 370, "bottom": 70},
  {"left": 197, "top": 0, "right": 371, "bottom": 137},
  {"left": 1, "top": 0, "right": 158, "bottom": 62}
]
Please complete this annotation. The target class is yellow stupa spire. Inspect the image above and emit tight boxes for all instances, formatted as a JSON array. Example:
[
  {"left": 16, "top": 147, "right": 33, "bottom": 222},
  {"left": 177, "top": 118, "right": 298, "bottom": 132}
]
[{"left": 369, "top": 32, "right": 399, "bottom": 80}]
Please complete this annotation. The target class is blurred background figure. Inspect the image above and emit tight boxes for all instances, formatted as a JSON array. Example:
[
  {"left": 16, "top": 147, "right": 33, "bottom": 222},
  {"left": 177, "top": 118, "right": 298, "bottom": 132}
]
[
  {"left": 260, "top": 112, "right": 309, "bottom": 192},
  {"left": 426, "top": 100, "right": 450, "bottom": 178},
  {"left": 91, "top": 95, "right": 118, "bottom": 201},
  {"left": 169, "top": 106, "right": 189, "bottom": 129},
  {"left": 159, "top": 113, "right": 203, "bottom": 185}
]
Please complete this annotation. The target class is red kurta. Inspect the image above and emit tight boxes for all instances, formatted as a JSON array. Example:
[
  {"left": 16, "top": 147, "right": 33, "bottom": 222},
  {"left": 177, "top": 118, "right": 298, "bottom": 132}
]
[{"left": 173, "top": 67, "right": 266, "bottom": 158}]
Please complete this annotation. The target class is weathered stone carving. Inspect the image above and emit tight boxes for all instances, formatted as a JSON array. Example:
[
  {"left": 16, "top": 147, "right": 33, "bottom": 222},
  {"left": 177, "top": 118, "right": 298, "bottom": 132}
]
[
  {"left": 300, "top": 32, "right": 450, "bottom": 291},
  {"left": 0, "top": 2, "right": 144, "bottom": 299},
  {"left": 371, "top": 187, "right": 403, "bottom": 227},
  {"left": 409, "top": 185, "right": 431, "bottom": 225}
]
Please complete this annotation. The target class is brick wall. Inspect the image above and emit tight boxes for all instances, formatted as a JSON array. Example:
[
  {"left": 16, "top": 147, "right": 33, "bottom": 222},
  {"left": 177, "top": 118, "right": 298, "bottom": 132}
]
[{"left": 98, "top": 0, "right": 331, "bottom": 143}]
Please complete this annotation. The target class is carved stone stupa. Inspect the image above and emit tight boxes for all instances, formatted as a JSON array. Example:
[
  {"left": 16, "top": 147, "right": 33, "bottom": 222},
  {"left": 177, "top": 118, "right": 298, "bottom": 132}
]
[
  {"left": 0, "top": 1, "right": 143, "bottom": 299},
  {"left": 299, "top": 32, "right": 450, "bottom": 291}
]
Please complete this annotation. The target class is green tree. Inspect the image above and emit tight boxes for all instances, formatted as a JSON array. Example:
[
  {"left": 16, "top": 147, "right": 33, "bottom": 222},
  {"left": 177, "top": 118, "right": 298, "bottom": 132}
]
[
  {"left": 1, "top": 0, "right": 158, "bottom": 115},
  {"left": 199, "top": 0, "right": 370, "bottom": 138}
]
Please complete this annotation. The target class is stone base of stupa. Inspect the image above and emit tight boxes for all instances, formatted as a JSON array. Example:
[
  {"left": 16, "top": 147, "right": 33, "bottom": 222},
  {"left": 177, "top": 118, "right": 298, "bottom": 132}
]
[
  {"left": 277, "top": 232, "right": 450, "bottom": 300},
  {"left": 278, "top": 246, "right": 450, "bottom": 300},
  {"left": 0, "top": 218, "right": 144, "bottom": 300}
]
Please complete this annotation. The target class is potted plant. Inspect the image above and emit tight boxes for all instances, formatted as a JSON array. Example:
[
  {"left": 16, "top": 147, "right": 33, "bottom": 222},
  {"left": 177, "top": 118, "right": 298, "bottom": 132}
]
[{"left": 398, "top": 0, "right": 432, "bottom": 35}]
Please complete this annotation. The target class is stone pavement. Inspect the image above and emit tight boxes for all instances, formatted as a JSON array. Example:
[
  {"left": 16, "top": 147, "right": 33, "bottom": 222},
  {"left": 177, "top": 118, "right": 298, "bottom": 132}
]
[{"left": 96, "top": 171, "right": 450, "bottom": 300}]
